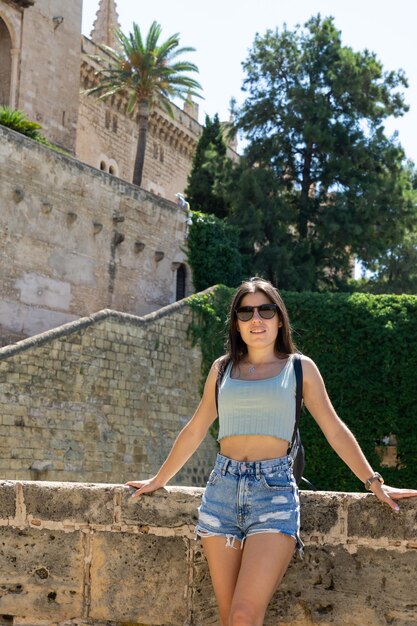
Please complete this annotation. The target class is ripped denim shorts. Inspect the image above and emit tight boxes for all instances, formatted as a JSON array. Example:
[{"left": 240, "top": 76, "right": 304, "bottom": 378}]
[{"left": 196, "top": 453, "right": 304, "bottom": 558}]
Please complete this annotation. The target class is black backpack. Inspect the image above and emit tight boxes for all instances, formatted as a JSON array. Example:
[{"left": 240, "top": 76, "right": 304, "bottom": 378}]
[{"left": 215, "top": 353, "right": 313, "bottom": 488}]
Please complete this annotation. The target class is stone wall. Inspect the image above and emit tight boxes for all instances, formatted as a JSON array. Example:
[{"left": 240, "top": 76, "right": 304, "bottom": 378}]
[
  {"left": 0, "top": 481, "right": 416, "bottom": 626},
  {"left": 0, "top": 125, "right": 191, "bottom": 344},
  {"left": 0, "top": 298, "right": 217, "bottom": 487}
]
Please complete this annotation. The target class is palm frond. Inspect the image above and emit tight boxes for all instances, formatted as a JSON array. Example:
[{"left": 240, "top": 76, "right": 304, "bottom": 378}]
[
  {"left": 164, "top": 46, "right": 197, "bottom": 62},
  {"left": 145, "top": 21, "right": 163, "bottom": 51},
  {"left": 85, "top": 20, "right": 202, "bottom": 115}
]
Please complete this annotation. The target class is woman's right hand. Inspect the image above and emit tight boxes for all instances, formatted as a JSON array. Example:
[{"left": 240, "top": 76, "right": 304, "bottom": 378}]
[{"left": 125, "top": 476, "right": 165, "bottom": 499}]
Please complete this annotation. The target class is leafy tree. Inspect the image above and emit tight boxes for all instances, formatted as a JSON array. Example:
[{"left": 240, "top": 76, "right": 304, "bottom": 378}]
[
  {"left": 85, "top": 21, "right": 202, "bottom": 186},
  {"left": 362, "top": 234, "right": 417, "bottom": 294},
  {"left": 354, "top": 163, "right": 417, "bottom": 294},
  {"left": 186, "top": 211, "right": 243, "bottom": 291},
  {"left": 227, "top": 162, "right": 321, "bottom": 289},
  {"left": 232, "top": 15, "right": 416, "bottom": 291},
  {"left": 185, "top": 113, "right": 231, "bottom": 218}
]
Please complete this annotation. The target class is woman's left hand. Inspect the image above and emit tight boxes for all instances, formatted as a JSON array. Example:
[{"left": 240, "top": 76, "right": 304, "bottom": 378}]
[{"left": 370, "top": 483, "right": 417, "bottom": 512}]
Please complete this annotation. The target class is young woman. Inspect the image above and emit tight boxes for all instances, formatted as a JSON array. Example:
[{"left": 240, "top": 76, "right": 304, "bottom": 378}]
[{"left": 127, "top": 277, "right": 417, "bottom": 626}]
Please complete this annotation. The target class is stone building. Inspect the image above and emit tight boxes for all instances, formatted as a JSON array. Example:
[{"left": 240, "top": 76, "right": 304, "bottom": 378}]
[
  {"left": 0, "top": 0, "right": 238, "bottom": 342},
  {"left": 0, "top": 0, "right": 81, "bottom": 153},
  {"left": 0, "top": 125, "right": 192, "bottom": 344},
  {"left": 0, "top": 0, "right": 238, "bottom": 202}
]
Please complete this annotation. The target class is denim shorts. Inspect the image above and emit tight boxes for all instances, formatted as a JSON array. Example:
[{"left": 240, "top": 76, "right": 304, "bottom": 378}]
[{"left": 196, "top": 453, "right": 303, "bottom": 558}]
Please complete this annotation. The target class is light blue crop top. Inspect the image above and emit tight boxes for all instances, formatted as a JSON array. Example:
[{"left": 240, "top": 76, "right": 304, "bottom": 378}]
[{"left": 217, "top": 355, "right": 296, "bottom": 443}]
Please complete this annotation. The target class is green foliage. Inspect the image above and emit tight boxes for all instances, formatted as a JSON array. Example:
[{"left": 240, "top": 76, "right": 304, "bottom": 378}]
[
  {"left": 189, "top": 287, "right": 417, "bottom": 491},
  {"left": 188, "top": 285, "right": 233, "bottom": 388},
  {"left": 352, "top": 232, "right": 417, "bottom": 295},
  {"left": 185, "top": 113, "right": 231, "bottom": 219},
  {"left": 353, "top": 163, "right": 417, "bottom": 294},
  {"left": 0, "top": 106, "right": 67, "bottom": 153},
  {"left": 186, "top": 211, "right": 244, "bottom": 292},
  {"left": 0, "top": 106, "right": 44, "bottom": 139},
  {"left": 231, "top": 15, "right": 417, "bottom": 291},
  {"left": 227, "top": 163, "right": 317, "bottom": 289}
]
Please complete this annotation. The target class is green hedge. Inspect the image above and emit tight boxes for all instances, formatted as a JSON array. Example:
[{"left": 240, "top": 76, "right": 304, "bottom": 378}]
[{"left": 189, "top": 287, "right": 417, "bottom": 491}]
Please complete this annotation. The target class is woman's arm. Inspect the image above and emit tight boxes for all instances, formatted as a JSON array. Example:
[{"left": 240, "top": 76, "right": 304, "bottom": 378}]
[
  {"left": 301, "top": 356, "right": 417, "bottom": 510},
  {"left": 126, "top": 359, "right": 220, "bottom": 498}
]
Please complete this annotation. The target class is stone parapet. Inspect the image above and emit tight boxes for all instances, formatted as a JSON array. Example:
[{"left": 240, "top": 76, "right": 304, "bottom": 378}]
[{"left": 0, "top": 481, "right": 416, "bottom": 625}]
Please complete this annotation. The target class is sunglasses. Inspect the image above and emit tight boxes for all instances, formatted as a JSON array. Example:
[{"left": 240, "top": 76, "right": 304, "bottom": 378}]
[{"left": 235, "top": 304, "right": 278, "bottom": 321}]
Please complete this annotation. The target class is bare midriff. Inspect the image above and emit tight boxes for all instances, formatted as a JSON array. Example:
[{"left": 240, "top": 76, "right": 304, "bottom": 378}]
[{"left": 219, "top": 434, "right": 290, "bottom": 462}]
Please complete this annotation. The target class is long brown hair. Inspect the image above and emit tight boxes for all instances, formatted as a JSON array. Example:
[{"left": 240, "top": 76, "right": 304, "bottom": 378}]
[{"left": 226, "top": 277, "right": 297, "bottom": 364}]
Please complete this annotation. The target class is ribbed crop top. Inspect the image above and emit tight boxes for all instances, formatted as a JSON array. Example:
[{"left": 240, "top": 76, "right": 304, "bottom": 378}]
[{"left": 217, "top": 355, "right": 296, "bottom": 443}]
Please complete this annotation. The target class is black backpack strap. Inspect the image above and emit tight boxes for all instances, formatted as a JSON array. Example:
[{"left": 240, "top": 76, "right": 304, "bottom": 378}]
[
  {"left": 291, "top": 354, "right": 317, "bottom": 490},
  {"left": 288, "top": 353, "right": 303, "bottom": 454},
  {"left": 215, "top": 355, "right": 231, "bottom": 414}
]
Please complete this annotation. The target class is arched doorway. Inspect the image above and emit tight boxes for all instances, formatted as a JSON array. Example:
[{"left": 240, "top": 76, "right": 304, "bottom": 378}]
[
  {"left": 0, "top": 17, "right": 12, "bottom": 105},
  {"left": 176, "top": 264, "right": 187, "bottom": 301}
]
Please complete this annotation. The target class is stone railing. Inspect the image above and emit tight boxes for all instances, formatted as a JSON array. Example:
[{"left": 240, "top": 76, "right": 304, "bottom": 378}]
[{"left": 0, "top": 481, "right": 416, "bottom": 626}]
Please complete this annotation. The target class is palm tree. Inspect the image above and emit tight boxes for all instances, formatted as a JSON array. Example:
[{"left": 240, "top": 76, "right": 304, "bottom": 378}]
[{"left": 85, "top": 21, "right": 202, "bottom": 186}]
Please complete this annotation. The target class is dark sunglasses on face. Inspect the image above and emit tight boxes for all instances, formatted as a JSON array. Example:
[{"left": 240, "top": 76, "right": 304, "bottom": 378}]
[{"left": 235, "top": 304, "right": 278, "bottom": 321}]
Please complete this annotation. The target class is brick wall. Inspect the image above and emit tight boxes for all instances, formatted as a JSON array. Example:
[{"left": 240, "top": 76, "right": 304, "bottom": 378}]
[
  {"left": 0, "top": 298, "right": 217, "bottom": 487},
  {"left": 0, "top": 481, "right": 416, "bottom": 625}
]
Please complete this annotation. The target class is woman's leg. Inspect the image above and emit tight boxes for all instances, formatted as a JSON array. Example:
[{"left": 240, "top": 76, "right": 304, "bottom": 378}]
[
  {"left": 201, "top": 536, "right": 243, "bottom": 626},
  {"left": 202, "top": 532, "right": 295, "bottom": 626},
  {"left": 229, "top": 533, "right": 295, "bottom": 626}
]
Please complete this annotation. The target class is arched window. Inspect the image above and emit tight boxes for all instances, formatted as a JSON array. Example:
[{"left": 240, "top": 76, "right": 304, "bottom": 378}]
[
  {"left": 0, "top": 18, "right": 12, "bottom": 105},
  {"left": 176, "top": 264, "right": 186, "bottom": 301},
  {"left": 108, "top": 159, "right": 119, "bottom": 177}
]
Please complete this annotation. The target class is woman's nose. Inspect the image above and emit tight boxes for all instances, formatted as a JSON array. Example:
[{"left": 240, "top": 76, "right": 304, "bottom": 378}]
[{"left": 251, "top": 308, "right": 262, "bottom": 321}]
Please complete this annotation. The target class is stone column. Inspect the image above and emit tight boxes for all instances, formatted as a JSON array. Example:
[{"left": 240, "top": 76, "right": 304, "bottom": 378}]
[{"left": 9, "top": 47, "right": 20, "bottom": 109}]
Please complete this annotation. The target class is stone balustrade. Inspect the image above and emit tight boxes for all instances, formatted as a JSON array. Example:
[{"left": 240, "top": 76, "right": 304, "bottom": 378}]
[{"left": 0, "top": 481, "right": 416, "bottom": 625}]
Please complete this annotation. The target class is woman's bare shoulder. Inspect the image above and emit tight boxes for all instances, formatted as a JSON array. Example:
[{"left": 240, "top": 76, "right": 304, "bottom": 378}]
[
  {"left": 213, "top": 354, "right": 231, "bottom": 373},
  {"left": 297, "top": 354, "right": 323, "bottom": 381}
]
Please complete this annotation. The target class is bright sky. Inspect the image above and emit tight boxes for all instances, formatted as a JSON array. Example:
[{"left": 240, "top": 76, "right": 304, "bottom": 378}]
[{"left": 82, "top": 0, "right": 417, "bottom": 165}]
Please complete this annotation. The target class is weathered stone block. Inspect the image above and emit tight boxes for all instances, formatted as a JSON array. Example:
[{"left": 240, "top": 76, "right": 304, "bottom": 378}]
[
  {"left": 300, "top": 491, "right": 342, "bottom": 535},
  {"left": 190, "top": 541, "right": 219, "bottom": 626},
  {"left": 0, "top": 527, "right": 83, "bottom": 618},
  {"left": 121, "top": 486, "right": 202, "bottom": 529},
  {"left": 22, "top": 482, "right": 115, "bottom": 525},
  {"left": 347, "top": 495, "right": 417, "bottom": 540},
  {"left": 266, "top": 544, "right": 417, "bottom": 626},
  {"left": 89, "top": 532, "right": 189, "bottom": 624},
  {"left": 0, "top": 481, "right": 16, "bottom": 520}
]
